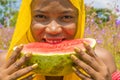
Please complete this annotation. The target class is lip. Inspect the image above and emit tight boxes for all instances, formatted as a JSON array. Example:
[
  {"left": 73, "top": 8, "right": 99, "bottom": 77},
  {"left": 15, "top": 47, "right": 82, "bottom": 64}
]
[{"left": 43, "top": 38, "right": 65, "bottom": 44}]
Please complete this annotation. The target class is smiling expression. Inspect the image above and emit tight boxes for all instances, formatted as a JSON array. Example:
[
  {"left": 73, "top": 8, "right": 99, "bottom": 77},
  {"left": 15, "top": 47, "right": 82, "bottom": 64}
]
[{"left": 30, "top": 0, "right": 78, "bottom": 44}]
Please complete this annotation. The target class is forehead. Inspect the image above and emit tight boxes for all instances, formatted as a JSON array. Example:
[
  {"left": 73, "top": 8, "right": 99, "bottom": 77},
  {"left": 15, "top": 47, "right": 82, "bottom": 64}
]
[{"left": 31, "top": 0, "right": 77, "bottom": 12}]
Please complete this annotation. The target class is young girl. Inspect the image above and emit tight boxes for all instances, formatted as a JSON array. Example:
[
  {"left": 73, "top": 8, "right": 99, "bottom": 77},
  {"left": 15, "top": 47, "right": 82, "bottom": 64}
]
[{"left": 0, "top": 0, "right": 119, "bottom": 80}]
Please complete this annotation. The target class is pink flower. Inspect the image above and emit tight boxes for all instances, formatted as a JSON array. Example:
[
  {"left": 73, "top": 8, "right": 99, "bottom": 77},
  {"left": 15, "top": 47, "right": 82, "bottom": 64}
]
[
  {"left": 0, "top": 24, "right": 3, "bottom": 28},
  {"left": 116, "top": 19, "right": 120, "bottom": 26}
]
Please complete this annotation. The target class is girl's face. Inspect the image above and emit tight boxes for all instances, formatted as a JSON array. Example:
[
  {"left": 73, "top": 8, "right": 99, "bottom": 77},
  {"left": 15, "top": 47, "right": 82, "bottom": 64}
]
[{"left": 31, "top": 0, "right": 78, "bottom": 44}]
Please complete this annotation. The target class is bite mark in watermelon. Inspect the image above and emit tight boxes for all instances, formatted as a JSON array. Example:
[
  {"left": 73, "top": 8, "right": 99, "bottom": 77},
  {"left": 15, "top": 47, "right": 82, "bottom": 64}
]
[{"left": 21, "top": 38, "right": 96, "bottom": 76}]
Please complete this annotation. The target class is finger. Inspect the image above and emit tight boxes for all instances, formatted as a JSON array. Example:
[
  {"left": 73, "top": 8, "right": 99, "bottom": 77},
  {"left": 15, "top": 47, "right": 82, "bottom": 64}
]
[
  {"left": 7, "top": 53, "right": 32, "bottom": 74},
  {"left": 4, "top": 44, "right": 23, "bottom": 68},
  {"left": 72, "top": 66, "right": 92, "bottom": 80},
  {"left": 8, "top": 64, "right": 38, "bottom": 80},
  {"left": 83, "top": 42, "right": 96, "bottom": 57},
  {"left": 21, "top": 74, "right": 36, "bottom": 80},
  {"left": 71, "top": 55, "right": 98, "bottom": 78},
  {"left": 83, "top": 43, "right": 105, "bottom": 66},
  {"left": 74, "top": 48, "right": 101, "bottom": 71}
]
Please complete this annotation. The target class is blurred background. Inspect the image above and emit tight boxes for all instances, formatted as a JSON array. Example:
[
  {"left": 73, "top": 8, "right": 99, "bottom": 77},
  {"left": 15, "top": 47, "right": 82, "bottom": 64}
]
[{"left": 0, "top": 0, "right": 120, "bottom": 69}]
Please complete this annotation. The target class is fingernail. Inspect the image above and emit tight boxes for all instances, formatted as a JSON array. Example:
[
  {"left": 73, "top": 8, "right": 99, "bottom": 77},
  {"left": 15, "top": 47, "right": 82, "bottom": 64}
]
[
  {"left": 18, "top": 44, "right": 24, "bottom": 48},
  {"left": 32, "top": 63, "right": 38, "bottom": 69},
  {"left": 72, "top": 67, "right": 77, "bottom": 71},
  {"left": 25, "top": 53, "right": 32, "bottom": 57},
  {"left": 71, "top": 55, "right": 77, "bottom": 60},
  {"left": 32, "top": 74, "right": 36, "bottom": 78},
  {"left": 74, "top": 47, "right": 80, "bottom": 52},
  {"left": 83, "top": 41, "right": 89, "bottom": 47},
  {"left": 13, "top": 46, "right": 18, "bottom": 51},
  {"left": 13, "top": 44, "right": 23, "bottom": 51}
]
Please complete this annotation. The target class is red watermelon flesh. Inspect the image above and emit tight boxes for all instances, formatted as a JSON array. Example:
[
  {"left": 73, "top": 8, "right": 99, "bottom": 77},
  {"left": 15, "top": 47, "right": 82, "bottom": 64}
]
[
  {"left": 22, "top": 38, "right": 96, "bottom": 54},
  {"left": 21, "top": 38, "right": 96, "bottom": 76}
]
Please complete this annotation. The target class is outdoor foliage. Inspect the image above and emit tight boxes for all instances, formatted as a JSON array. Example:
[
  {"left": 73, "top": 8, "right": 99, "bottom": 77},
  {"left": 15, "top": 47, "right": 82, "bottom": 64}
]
[
  {"left": 0, "top": 0, "right": 19, "bottom": 27},
  {"left": 85, "top": 6, "right": 120, "bottom": 70},
  {"left": 0, "top": 2, "right": 120, "bottom": 70}
]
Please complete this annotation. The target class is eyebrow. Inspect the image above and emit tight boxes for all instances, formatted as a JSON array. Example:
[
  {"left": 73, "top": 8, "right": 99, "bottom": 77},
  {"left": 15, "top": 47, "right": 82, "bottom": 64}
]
[
  {"left": 33, "top": 10, "right": 76, "bottom": 14},
  {"left": 33, "top": 10, "right": 47, "bottom": 13},
  {"left": 61, "top": 11, "right": 76, "bottom": 14}
]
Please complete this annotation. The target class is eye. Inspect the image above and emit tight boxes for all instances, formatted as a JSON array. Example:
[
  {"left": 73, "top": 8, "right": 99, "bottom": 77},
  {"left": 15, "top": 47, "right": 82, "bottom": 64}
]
[
  {"left": 61, "top": 15, "right": 74, "bottom": 22},
  {"left": 34, "top": 14, "right": 48, "bottom": 22},
  {"left": 35, "top": 14, "right": 47, "bottom": 19},
  {"left": 63, "top": 16, "right": 73, "bottom": 19}
]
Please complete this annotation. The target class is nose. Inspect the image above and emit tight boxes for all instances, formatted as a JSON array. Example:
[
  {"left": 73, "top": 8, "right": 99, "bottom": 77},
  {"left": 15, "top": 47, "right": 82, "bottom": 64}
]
[{"left": 45, "top": 20, "right": 62, "bottom": 35}]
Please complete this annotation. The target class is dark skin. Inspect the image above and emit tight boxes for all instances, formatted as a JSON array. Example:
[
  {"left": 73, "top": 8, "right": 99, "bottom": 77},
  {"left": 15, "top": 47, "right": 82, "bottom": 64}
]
[
  {"left": 0, "top": 0, "right": 117, "bottom": 80},
  {"left": 0, "top": 45, "right": 38, "bottom": 80},
  {"left": 71, "top": 43, "right": 116, "bottom": 80},
  {"left": 0, "top": 44, "right": 116, "bottom": 80},
  {"left": 30, "top": 0, "right": 116, "bottom": 80}
]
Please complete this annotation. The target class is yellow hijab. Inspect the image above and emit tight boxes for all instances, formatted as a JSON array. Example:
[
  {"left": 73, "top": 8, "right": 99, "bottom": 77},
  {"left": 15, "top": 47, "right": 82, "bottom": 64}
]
[{"left": 7, "top": 0, "right": 85, "bottom": 80}]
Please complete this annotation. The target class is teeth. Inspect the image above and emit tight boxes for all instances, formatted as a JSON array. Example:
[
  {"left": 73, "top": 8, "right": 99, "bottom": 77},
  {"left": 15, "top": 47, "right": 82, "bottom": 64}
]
[{"left": 46, "top": 39, "right": 62, "bottom": 44}]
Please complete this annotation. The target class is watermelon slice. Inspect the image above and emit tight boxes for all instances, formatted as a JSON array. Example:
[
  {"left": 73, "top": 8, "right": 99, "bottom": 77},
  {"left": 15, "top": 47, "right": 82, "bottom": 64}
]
[{"left": 21, "top": 38, "right": 96, "bottom": 76}]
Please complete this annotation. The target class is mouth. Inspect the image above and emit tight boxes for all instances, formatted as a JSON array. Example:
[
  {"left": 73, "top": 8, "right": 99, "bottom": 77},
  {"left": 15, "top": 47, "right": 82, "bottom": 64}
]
[{"left": 42, "top": 38, "right": 65, "bottom": 44}]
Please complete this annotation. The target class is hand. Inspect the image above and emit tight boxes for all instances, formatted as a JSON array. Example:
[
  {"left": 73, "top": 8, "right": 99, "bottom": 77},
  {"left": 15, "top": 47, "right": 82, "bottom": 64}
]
[
  {"left": 71, "top": 43, "right": 112, "bottom": 80},
  {"left": 0, "top": 45, "right": 38, "bottom": 80}
]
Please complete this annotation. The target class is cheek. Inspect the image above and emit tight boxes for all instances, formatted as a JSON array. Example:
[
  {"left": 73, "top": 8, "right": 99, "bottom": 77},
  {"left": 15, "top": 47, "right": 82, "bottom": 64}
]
[
  {"left": 31, "top": 23, "right": 45, "bottom": 37},
  {"left": 64, "top": 24, "right": 77, "bottom": 36}
]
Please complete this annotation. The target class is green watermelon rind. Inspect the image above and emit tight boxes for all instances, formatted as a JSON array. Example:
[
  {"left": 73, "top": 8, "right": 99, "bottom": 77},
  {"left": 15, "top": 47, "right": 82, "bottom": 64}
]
[
  {"left": 23, "top": 53, "right": 75, "bottom": 76},
  {"left": 21, "top": 38, "right": 96, "bottom": 76}
]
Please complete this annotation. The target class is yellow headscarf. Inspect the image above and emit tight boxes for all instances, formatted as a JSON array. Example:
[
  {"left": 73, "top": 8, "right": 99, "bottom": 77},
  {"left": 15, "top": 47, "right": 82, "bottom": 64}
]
[{"left": 7, "top": 0, "right": 85, "bottom": 80}]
